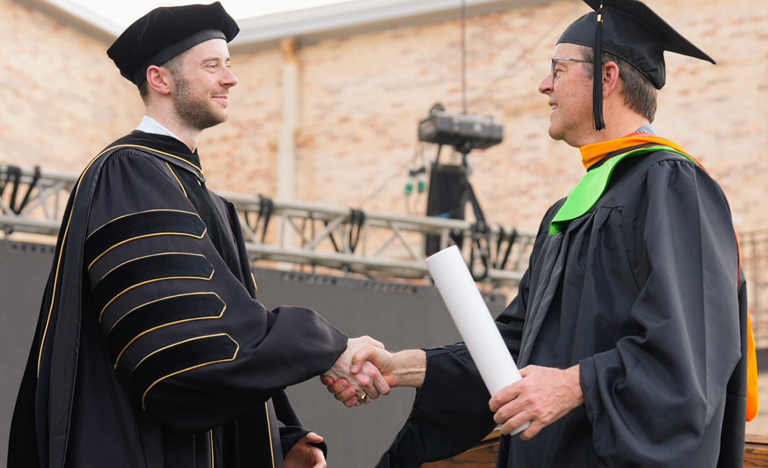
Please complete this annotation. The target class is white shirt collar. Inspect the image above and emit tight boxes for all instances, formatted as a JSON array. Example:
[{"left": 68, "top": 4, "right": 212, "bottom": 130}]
[{"left": 135, "top": 115, "right": 183, "bottom": 142}]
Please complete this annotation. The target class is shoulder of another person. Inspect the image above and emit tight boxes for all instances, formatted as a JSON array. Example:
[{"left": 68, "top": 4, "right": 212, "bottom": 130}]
[
  {"left": 614, "top": 148, "right": 694, "bottom": 175},
  {"left": 645, "top": 149, "right": 719, "bottom": 184},
  {"left": 622, "top": 149, "right": 704, "bottom": 185},
  {"left": 643, "top": 150, "right": 731, "bottom": 210},
  {"left": 649, "top": 149, "right": 696, "bottom": 166}
]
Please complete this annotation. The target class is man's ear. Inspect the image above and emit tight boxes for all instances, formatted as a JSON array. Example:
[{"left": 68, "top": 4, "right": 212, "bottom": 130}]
[
  {"left": 602, "top": 61, "right": 620, "bottom": 98},
  {"left": 146, "top": 65, "right": 173, "bottom": 96}
]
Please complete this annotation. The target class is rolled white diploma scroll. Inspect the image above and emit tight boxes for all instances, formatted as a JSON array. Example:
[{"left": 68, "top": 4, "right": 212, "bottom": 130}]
[{"left": 425, "top": 245, "right": 530, "bottom": 436}]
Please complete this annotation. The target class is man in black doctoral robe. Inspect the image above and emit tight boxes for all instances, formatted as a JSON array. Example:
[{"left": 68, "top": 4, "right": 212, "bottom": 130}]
[
  {"left": 8, "top": 3, "right": 389, "bottom": 467},
  {"left": 323, "top": 1, "right": 758, "bottom": 467}
]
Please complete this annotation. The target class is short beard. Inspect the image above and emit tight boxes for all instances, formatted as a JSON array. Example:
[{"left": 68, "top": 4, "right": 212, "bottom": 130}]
[{"left": 172, "top": 75, "right": 226, "bottom": 131}]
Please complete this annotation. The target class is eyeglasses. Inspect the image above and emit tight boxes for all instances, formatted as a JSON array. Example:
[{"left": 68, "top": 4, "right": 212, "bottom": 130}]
[{"left": 551, "top": 56, "right": 590, "bottom": 82}]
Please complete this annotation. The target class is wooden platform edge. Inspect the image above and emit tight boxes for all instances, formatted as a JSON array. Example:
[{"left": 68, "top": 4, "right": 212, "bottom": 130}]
[{"left": 420, "top": 432, "right": 768, "bottom": 468}]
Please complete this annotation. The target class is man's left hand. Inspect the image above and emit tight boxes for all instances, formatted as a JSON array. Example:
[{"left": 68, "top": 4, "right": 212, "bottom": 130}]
[
  {"left": 489, "top": 365, "right": 584, "bottom": 440},
  {"left": 285, "top": 432, "right": 327, "bottom": 468}
]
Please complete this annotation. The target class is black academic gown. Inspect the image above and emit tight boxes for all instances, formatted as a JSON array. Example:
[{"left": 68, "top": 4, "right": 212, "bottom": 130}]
[
  {"left": 8, "top": 132, "right": 348, "bottom": 468},
  {"left": 377, "top": 150, "right": 749, "bottom": 468}
]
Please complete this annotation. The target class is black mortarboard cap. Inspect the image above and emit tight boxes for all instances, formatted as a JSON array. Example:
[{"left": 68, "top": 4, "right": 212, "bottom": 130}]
[
  {"left": 558, "top": 0, "right": 715, "bottom": 130},
  {"left": 107, "top": 2, "right": 239, "bottom": 86}
]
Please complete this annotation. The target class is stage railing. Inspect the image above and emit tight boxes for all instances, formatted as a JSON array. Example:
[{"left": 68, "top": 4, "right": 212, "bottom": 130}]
[{"left": 0, "top": 163, "right": 535, "bottom": 286}]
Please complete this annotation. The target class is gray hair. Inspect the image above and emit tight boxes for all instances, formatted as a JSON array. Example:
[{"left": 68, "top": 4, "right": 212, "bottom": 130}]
[{"left": 580, "top": 45, "right": 658, "bottom": 123}]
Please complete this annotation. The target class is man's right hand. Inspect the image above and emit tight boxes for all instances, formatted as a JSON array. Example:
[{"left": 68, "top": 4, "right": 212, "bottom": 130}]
[
  {"left": 321, "top": 347, "right": 426, "bottom": 407},
  {"left": 323, "top": 337, "right": 393, "bottom": 406}
]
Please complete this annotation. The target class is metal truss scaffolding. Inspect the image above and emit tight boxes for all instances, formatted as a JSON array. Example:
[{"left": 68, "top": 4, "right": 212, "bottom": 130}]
[{"left": 0, "top": 163, "right": 535, "bottom": 286}]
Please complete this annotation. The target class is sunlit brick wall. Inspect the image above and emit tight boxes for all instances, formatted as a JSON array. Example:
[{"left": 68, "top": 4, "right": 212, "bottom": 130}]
[
  {"left": 4, "top": 0, "right": 767, "bottom": 233},
  {"left": 0, "top": 0, "right": 141, "bottom": 169},
  {"left": 215, "top": 0, "right": 768, "bottom": 233}
]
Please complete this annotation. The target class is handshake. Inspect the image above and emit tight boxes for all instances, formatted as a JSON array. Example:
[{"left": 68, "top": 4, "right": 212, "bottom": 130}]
[
  {"left": 321, "top": 336, "right": 584, "bottom": 441},
  {"left": 320, "top": 336, "right": 423, "bottom": 407}
]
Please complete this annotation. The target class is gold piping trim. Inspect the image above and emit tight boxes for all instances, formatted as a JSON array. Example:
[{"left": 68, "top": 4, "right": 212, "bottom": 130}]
[
  {"left": 111, "top": 292, "right": 226, "bottom": 369},
  {"left": 265, "top": 403, "right": 277, "bottom": 468},
  {"left": 88, "top": 209, "right": 200, "bottom": 239},
  {"left": 251, "top": 273, "right": 258, "bottom": 292},
  {"left": 99, "top": 272, "right": 215, "bottom": 324},
  {"left": 141, "top": 145, "right": 203, "bottom": 174},
  {"left": 87, "top": 229, "right": 208, "bottom": 272},
  {"left": 109, "top": 291, "right": 221, "bottom": 333},
  {"left": 98, "top": 251, "right": 205, "bottom": 282},
  {"left": 37, "top": 144, "right": 133, "bottom": 376},
  {"left": 209, "top": 430, "right": 215, "bottom": 468},
  {"left": 165, "top": 162, "right": 189, "bottom": 198},
  {"left": 108, "top": 143, "right": 204, "bottom": 174},
  {"left": 138, "top": 333, "right": 239, "bottom": 410},
  {"left": 36, "top": 144, "right": 201, "bottom": 376},
  {"left": 97, "top": 252, "right": 213, "bottom": 323}
]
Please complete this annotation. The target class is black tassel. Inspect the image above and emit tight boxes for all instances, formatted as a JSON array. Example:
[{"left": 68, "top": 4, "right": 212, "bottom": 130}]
[{"left": 593, "top": 5, "right": 606, "bottom": 131}]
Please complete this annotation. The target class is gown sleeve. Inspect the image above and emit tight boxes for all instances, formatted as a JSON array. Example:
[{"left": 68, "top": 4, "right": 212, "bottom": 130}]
[
  {"left": 84, "top": 150, "right": 347, "bottom": 433},
  {"left": 375, "top": 202, "right": 562, "bottom": 468},
  {"left": 272, "top": 390, "right": 329, "bottom": 459},
  {"left": 579, "top": 158, "right": 742, "bottom": 467}
]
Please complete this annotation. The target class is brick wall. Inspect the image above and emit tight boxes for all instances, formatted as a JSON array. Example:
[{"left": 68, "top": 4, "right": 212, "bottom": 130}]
[
  {"left": 217, "top": 0, "right": 767, "bottom": 233},
  {"left": 2, "top": 0, "right": 767, "bottom": 234},
  {"left": 0, "top": 0, "right": 141, "bottom": 170}
]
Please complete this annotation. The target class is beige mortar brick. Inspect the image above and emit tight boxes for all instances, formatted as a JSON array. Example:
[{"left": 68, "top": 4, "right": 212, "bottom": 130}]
[{"left": 3, "top": 0, "right": 768, "bottom": 233}]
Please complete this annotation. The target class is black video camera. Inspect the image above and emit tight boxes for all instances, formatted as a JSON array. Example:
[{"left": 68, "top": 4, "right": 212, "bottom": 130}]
[{"left": 418, "top": 104, "right": 503, "bottom": 153}]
